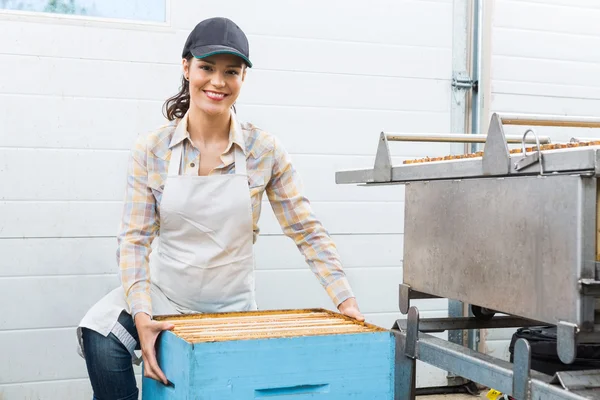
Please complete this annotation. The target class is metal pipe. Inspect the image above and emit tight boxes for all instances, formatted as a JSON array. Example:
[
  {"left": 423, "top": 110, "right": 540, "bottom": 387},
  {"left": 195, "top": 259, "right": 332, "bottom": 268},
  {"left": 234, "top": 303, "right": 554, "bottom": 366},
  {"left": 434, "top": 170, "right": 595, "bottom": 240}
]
[
  {"left": 448, "top": 0, "right": 472, "bottom": 366},
  {"left": 470, "top": 0, "right": 484, "bottom": 150},
  {"left": 385, "top": 132, "right": 551, "bottom": 144},
  {"left": 450, "top": 0, "right": 471, "bottom": 158},
  {"left": 500, "top": 113, "right": 600, "bottom": 129},
  {"left": 572, "top": 137, "right": 600, "bottom": 143},
  {"left": 468, "top": 0, "right": 485, "bottom": 353}
]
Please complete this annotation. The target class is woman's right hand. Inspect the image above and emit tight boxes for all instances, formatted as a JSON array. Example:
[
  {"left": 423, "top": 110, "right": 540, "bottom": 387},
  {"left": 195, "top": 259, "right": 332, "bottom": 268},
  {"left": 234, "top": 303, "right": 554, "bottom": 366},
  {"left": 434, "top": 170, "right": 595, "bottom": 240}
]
[{"left": 134, "top": 313, "right": 175, "bottom": 385}]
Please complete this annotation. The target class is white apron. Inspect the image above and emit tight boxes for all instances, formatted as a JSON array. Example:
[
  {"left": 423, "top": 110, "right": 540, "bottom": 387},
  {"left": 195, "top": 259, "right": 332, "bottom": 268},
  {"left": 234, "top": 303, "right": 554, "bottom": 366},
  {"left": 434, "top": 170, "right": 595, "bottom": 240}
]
[{"left": 77, "top": 120, "right": 256, "bottom": 360}]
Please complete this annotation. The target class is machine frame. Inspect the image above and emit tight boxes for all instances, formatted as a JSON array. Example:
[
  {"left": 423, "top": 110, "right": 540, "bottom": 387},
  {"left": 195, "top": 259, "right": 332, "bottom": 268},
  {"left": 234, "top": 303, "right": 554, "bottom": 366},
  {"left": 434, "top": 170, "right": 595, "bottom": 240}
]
[{"left": 336, "top": 113, "right": 600, "bottom": 399}]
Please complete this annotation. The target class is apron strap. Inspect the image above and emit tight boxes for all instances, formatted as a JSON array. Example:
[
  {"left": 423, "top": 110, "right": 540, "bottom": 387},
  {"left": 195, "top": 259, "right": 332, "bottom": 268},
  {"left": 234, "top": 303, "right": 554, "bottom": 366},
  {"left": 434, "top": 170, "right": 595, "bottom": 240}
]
[
  {"left": 234, "top": 145, "right": 247, "bottom": 176},
  {"left": 167, "top": 142, "right": 184, "bottom": 177}
]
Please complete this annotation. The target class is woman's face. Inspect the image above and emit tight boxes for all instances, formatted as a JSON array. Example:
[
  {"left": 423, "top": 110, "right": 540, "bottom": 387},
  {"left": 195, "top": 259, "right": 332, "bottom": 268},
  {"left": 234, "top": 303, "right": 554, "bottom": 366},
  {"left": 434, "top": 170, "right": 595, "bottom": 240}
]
[{"left": 183, "top": 54, "right": 246, "bottom": 117}]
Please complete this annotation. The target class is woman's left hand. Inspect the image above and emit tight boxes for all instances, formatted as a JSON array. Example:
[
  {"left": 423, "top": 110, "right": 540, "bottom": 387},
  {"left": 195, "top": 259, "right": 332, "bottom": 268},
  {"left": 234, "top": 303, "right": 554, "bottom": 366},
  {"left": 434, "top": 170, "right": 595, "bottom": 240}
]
[{"left": 338, "top": 297, "right": 365, "bottom": 322}]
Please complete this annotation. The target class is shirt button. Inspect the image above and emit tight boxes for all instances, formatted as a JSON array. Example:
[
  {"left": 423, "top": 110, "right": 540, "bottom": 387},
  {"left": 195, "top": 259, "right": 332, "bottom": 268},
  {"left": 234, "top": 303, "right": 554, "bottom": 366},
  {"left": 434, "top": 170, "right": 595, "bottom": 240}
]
[{"left": 190, "top": 163, "right": 195, "bottom": 168}]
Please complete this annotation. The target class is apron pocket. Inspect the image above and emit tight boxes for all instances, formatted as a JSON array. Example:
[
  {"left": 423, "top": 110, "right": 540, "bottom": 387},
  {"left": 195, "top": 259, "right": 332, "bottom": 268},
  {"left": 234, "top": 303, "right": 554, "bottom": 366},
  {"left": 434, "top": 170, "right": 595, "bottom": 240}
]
[{"left": 154, "top": 254, "right": 255, "bottom": 313}]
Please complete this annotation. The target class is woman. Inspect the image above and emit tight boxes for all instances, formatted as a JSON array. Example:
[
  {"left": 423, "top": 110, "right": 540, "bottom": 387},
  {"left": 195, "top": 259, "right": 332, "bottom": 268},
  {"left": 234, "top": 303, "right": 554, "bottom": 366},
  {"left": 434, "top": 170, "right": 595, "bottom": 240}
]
[{"left": 77, "top": 17, "right": 363, "bottom": 400}]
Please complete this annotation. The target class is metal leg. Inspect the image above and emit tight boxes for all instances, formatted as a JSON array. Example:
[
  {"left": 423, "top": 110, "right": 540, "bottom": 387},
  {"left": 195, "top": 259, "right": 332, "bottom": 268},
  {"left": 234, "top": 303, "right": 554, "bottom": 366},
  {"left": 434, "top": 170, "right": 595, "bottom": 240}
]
[
  {"left": 467, "top": 305, "right": 480, "bottom": 352},
  {"left": 392, "top": 307, "right": 420, "bottom": 400},
  {"left": 558, "top": 321, "right": 579, "bottom": 364},
  {"left": 400, "top": 286, "right": 469, "bottom": 386},
  {"left": 513, "top": 338, "right": 532, "bottom": 400},
  {"left": 447, "top": 300, "right": 465, "bottom": 347},
  {"left": 393, "top": 331, "right": 416, "bottom": 400}
]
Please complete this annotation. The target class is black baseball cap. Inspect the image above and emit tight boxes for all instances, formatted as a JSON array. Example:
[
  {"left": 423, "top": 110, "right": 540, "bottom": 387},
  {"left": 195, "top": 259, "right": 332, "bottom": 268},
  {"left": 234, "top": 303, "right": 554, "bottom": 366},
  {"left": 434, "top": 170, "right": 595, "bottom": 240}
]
[{"left": 182, "top": 17, "right": 252, "bottom": 68}]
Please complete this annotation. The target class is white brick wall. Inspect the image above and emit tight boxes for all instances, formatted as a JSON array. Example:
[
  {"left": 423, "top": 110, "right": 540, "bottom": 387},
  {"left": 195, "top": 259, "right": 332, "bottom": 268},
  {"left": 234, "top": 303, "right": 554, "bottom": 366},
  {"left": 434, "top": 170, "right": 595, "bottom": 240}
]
[
  {"left": 485, "top": 0, "right": 600, "bottom": 360},
  {"left": 0, "top": 0, "right": 455, "bottom": 397}
]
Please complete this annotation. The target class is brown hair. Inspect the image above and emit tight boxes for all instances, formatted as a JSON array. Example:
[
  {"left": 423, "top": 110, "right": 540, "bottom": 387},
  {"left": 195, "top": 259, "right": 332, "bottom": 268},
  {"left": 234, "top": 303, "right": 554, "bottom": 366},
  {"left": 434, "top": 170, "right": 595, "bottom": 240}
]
[{"left": 163, "top": 54, "right": 193, "bottom": 121}]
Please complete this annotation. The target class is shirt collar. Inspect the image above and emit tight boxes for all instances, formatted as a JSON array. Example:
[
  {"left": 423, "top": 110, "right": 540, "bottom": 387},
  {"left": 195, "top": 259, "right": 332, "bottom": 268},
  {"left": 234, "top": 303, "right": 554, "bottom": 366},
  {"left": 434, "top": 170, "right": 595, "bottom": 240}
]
[{"left": 169, "top": 111, "right": 247, "bottom": 156}]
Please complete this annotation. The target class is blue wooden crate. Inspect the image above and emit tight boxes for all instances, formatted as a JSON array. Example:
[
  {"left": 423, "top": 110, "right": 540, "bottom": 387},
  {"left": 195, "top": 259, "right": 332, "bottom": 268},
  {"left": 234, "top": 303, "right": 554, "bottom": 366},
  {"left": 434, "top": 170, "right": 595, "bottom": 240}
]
[{"left": 142, "top": 309, "right": 395, "bottom": 399}]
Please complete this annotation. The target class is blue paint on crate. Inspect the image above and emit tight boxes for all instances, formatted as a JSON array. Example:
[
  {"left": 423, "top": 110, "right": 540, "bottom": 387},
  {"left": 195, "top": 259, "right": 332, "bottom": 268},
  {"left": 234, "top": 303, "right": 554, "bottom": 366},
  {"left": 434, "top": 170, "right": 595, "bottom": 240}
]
[
  {"left": 143, "top": 329, "right": 193, "bottom": 398},
  {"left": 254, "top": 383, "right": 330, "bottom": 397},
  {"left": 143, "top": 330, "right": 395, "bottom": 399}
]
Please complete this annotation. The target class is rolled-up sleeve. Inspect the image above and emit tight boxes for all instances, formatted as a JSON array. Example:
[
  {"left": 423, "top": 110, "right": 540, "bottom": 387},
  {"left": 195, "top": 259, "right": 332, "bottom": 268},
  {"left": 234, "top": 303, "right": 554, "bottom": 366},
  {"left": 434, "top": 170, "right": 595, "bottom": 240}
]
[
  {"left": 116, "top": 137, "right": 158, "bottom": 318},
  {"left": 265, "top": 136, "right": 354, "bottom": 307}
]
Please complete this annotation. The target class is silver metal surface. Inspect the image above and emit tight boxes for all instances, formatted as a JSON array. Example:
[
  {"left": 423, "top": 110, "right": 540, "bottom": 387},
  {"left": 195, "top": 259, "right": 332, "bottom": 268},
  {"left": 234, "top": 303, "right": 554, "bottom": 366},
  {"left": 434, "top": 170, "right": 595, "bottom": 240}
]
[
  {"left": 515, "top": 129, "right": 544, "bottom": 173},
  {"left": 471, "top": 0, "right": 483, "bottom": 141},
  {"left": 394, "top": 315, "right": 545, "bottom": 333},
  {"left": 574, "top": 138, "right": 600, "bottom": 143},
  {"left": 399, "top": 283, "right": 410, "bottom": 315},
  {"left": 373, "top": 132, "right": 392, "bottom": 183},
  {"left": 467, "top": 321, "right": 479, "bottom": 352},
  {"left": 514, "top": 339, "right": 532, "bottom": 400},
  {"left": 553, "top": 370, "right": 600, "bottom": 391},
  {"left": 500, "top": 113, "right": 600, "bottom": 129},
  {"left": 450, "top": 0, "right": 470, "bottom": 134},
  {"left": 515, "top": 150, "right": 541, "bottom": 172},
  {"left": 581, "top": 177, "right": 600, "bottom": 336},
  {"left": 450, "top": 0, "right": 476, "bottom": 361},
  {"left": 581, "top": 279, "right": 600, "bottom": 296},
  {"left": 452, "top": 71, "right": 477, "bottom": 90},
  {"left": 392, "top": 322, "right": 416, "bottom": 400},
  {"left": 336, "top": 111, "right": 600, "bottom": 395},
  {"left": 335, "top": 112, "right": 600, "bottom": 185},
  {"left": 384, "top": 132, "right": 551, "bottom": 144},
  {"left": 558, "top": 322, "right": 579, "bottom": 364},
  {"left": 391, "top": 157, "right": 484, "bottom": 182},
  {"left": 394, "top": 329, "right": 585, "bottom": 400},
  {"left": 450, "top": 0, "right": 471, "bottom": 159},
  {"left": 403, "top": 175, "right": 596, "bottom": 329},
  {"left": 392, "top": 307, "right": 592, "bottom": 400},
  {"left": 482, "top": 113, "right": 511, "bottom": 175},
  {"left": 405, "top": 307, "right": 419, "bottom": 359},
  {"left": 335, "top": 146, "right": 600, "bottom": 184},
  {"left": 447, "top": 300, "right": 465, "bottom": 345},
  {"left": 336, "top": 168, "right": 374, "bottom": 184},
  {"left": 563, "top": 390, "right": 600, "bottom": 399},
  {"left": 399, "top": 283, "right": 440, "bottom": 314}
]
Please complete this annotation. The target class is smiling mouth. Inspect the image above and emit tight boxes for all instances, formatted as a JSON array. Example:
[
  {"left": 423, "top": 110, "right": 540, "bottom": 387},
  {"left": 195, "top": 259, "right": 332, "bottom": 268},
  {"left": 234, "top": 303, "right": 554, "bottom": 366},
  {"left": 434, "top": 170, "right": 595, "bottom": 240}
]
[{"left": 204, "top": 90, "right": 228, "bottom": 101}]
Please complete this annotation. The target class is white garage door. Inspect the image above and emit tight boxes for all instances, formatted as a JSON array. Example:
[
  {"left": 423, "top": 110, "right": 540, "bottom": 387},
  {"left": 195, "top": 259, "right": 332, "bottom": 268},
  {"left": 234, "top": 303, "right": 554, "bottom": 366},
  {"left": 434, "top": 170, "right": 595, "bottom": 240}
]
[
  {"left": 485, "top": 0, "right": 600, "bottom": 361},
  {"left": 0, "top": 0, "right": 455, "bottom": 397}
]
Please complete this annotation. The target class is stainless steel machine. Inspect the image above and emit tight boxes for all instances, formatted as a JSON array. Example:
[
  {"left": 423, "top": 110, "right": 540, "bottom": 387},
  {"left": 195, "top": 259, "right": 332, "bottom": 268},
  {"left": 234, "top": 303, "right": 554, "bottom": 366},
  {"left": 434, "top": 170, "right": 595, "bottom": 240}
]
[{"left": 336, "top": 113, "right": 600, "bottom": 399}]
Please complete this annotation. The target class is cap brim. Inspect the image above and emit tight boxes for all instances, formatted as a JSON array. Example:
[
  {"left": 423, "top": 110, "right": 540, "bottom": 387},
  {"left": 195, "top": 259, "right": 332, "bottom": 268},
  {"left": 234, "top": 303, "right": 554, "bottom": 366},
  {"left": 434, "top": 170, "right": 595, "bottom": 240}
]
[{"left": 190, "top": 45, "right": 252, "bottom": 68}]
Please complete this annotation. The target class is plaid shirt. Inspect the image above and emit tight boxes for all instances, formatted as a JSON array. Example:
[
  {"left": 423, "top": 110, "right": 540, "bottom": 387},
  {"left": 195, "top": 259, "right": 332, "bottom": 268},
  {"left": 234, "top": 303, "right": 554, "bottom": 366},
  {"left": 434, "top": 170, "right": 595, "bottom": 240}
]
[{"left": 117, "top": 114, "right": 354, "bottom": 317}]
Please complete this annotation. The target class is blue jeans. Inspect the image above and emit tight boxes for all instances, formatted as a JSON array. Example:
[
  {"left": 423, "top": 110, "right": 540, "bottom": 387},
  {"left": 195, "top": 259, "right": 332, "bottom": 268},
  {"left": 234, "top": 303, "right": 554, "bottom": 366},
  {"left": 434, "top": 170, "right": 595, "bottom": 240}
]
[{"left": 82, "top": 311, "right": 140, "bottom": 400}]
